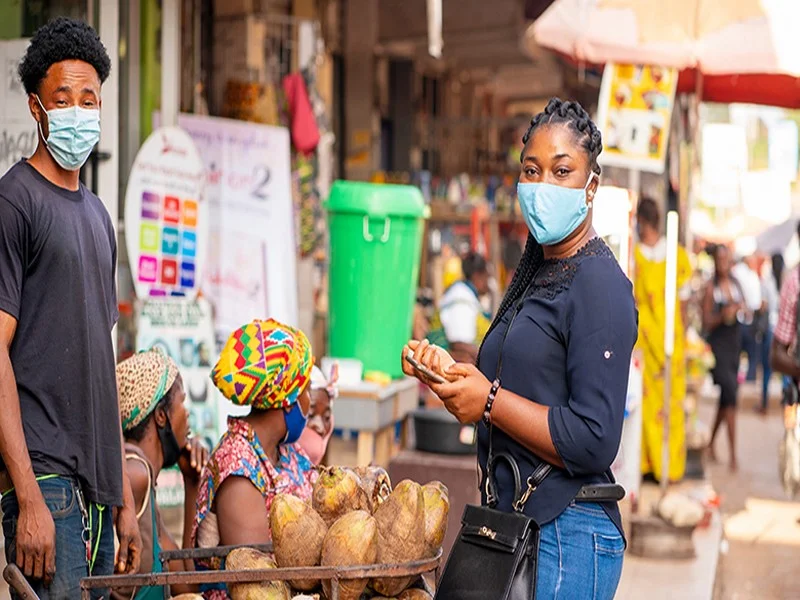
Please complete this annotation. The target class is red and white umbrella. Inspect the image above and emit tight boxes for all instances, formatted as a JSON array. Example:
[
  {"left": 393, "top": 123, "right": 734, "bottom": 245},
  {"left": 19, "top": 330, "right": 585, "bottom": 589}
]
[{"left": 526, "top": 0, "right": 800, "bottom": 107}]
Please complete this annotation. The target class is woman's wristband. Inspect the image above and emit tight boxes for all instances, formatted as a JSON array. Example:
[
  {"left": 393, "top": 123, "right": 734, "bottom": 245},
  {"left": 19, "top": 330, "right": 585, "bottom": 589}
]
[{"left": 483, "top": 379, "right": 501, "bottom": 426}]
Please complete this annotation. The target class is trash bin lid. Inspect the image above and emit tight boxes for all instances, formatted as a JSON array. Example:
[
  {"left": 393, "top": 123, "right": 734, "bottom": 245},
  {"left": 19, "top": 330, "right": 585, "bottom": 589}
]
[{"left": 325, "top": 180, "right": 428, "bottom": 218}]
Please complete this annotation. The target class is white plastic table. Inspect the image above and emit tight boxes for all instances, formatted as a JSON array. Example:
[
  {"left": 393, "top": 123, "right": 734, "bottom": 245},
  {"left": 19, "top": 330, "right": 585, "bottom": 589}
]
[{"left": 332, "top": 377, "right": 419, "bottom": 466}]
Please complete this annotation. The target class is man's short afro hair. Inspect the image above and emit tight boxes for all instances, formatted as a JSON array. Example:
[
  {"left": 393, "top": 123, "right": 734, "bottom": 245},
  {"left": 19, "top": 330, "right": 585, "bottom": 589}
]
[{"left": 18, "top": 17, "right": 111, "bottom": 95}]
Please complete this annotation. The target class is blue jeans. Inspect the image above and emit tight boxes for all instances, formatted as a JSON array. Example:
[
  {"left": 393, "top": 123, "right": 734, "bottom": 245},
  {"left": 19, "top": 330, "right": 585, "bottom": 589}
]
[
  {"left": 1, "top": 477, "right": 114, "bottom": 599},
  {"left": 761, "top": 327, "right": 774, "bottom": 409},
  {"left": 536, "top": 502, "right": 625, "bottom": 600},
  {"left": 741, "top": 323, "right": 758, "bottom": 382}
]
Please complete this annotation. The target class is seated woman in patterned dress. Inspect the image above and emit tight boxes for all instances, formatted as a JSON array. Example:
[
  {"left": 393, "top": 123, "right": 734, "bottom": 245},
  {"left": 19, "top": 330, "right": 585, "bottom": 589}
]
[{"left": 191, "top": 319, "right": 318, "bottom": 599}]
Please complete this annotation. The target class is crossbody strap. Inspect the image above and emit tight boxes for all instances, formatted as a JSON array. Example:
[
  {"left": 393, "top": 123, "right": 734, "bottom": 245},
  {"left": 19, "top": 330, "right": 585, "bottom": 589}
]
[{"left": 513, "top": 461, "right": 552, "bottom": 512}]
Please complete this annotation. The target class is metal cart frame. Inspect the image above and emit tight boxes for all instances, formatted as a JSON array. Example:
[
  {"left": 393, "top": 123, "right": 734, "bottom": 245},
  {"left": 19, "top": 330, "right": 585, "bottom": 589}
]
[{"left": 76, "top": 545, "right": 442, "bottom": 600}]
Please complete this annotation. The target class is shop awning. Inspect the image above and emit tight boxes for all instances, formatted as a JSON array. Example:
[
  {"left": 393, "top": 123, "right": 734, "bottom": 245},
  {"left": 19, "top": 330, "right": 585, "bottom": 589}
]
[{"left": 525, "top": 0, "right": 800, "bottom": 108}]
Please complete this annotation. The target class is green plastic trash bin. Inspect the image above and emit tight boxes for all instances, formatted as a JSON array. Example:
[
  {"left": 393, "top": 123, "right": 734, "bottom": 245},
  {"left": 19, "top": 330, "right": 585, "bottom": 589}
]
[{"left": 326, "top": 181, "right": 428, "bottom": 378}]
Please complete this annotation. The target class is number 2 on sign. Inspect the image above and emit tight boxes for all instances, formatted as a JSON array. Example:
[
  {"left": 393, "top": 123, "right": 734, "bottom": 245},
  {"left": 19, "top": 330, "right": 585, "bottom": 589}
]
[{"left": 251, "top": 165, "right": 271, "bottom": 200}]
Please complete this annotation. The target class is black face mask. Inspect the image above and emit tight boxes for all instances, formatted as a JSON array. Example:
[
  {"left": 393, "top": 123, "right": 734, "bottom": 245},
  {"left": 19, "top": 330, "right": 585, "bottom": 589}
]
[{"left": 157, "top": 414, "right": 182, "bottom": 469}]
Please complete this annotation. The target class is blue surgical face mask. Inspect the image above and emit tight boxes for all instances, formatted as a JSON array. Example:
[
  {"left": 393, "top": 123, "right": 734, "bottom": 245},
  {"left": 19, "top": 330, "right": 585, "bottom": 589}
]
[
  {"left": 517, "top": 173, "right": 597, "bottom": 245},
  {"left": 35, "top": 95, "right": 101, "bottom": 171},
  {"left": 282, "top": 401, "right": 309, "bottom": 445}
]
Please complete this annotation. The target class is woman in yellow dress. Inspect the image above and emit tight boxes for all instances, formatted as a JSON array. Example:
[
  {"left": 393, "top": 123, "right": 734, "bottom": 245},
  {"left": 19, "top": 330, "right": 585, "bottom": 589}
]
[{"left": 634, "top": 198, "right": 692, "bottom": 482}]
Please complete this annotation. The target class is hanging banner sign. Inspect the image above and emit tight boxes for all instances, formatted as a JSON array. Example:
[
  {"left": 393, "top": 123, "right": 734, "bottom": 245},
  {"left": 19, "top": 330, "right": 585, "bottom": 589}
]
[
  {"left": 136, "top": 298, "right": 222, "bottom": 449},
  {"left": 168, "top": 114, "right": 298, "bottom": 339},
  {"left": 0, "top": 40, "right": 37, "bottom": 177},
  {"left": 124, "top": 126, "right": 207, "bottom": 299},
  {"left": 769, "top": 119, "right": 799, "bottom": 182},
  {"left": 596, "top": 64, "right": 678, "bottom": 174},
  {"left": 700, "top": 123, "right": 747, "bottom": 208},
  {"left": 136, "top": 298, "right": 224, "bottom": 507}
]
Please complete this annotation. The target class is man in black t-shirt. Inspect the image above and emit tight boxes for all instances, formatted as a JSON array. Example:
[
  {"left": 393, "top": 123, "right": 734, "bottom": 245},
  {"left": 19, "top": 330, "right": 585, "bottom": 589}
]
[{"left": 0, "top": 18, "right": 141, "bottom": 598}]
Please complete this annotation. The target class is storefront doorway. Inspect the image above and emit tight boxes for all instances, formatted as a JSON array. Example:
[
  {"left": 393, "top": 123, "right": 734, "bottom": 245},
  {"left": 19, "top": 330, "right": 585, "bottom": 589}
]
[{"left": 0, "top": 0, "right": 120, "bottom": 212}]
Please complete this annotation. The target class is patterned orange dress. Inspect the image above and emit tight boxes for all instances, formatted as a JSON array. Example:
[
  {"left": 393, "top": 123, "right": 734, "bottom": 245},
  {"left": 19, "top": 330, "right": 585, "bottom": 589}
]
[{"left": 191, "top": 417, "right": 317, "bottom": 599}]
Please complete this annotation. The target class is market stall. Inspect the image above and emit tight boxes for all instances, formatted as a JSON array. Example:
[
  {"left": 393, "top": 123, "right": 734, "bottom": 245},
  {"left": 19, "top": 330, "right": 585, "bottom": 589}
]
[{"left": 27, "top": 468, "right": 449, "bottom": 600}]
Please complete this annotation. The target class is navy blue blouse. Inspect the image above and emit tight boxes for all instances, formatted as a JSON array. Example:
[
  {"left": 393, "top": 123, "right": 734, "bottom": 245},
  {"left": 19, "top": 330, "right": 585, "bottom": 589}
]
[{"left": 477, "top": 238, "right": 638, "bottom": 536}]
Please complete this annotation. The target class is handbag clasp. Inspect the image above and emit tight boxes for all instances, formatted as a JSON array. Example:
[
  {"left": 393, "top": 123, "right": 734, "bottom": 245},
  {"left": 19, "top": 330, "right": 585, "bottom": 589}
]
[
  {"left": 485, "top": 475, "right": 496, "bottom": 507},
  {"left": 478, "top": 526, "right": 497, "bottom": 540},
  {"left": 513, "top": 476, "right": 538, "bottom": 512}
]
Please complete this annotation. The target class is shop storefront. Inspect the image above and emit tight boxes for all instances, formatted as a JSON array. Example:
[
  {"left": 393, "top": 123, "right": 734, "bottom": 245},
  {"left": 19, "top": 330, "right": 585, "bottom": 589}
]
[
  {"left": 0, "top": 0, "right": 121, "bottom": 269},
  {"left": 122, "top": 0, "right": 335, "bottom": 467},
  {"left": 1, "top": 0, "right": 336, "bottom": 501}
]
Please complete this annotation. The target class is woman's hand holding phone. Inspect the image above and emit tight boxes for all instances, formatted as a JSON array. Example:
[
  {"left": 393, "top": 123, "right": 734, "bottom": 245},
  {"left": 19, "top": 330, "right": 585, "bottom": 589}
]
[{"left": 401, "top": 339, "right": 461, "bottom": 384}]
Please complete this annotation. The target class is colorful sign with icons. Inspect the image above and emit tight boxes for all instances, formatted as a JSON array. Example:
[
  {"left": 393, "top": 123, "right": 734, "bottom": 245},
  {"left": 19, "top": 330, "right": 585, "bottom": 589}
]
[{"left": 124, "top": 126, "right": 207, "bottom": 299}]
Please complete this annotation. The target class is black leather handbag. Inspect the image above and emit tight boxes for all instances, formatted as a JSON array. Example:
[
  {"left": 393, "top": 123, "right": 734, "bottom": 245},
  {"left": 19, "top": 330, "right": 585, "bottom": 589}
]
[
  {"left": 435, "top": 280, "right": 551, "bottom": 600},
  {"left": 434, "top": 448, "right": 551, "bottom": 600}
]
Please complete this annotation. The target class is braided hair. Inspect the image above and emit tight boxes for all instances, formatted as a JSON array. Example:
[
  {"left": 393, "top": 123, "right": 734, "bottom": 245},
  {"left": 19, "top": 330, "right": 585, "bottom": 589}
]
[{"left": 477, "top": 98, "right": 603, "bottom": 363}]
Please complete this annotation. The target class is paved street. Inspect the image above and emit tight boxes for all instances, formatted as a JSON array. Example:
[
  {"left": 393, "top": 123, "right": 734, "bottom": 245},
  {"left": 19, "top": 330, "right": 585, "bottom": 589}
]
[{"left": 702, "top": 382, "right": 800, "bottom": 600}]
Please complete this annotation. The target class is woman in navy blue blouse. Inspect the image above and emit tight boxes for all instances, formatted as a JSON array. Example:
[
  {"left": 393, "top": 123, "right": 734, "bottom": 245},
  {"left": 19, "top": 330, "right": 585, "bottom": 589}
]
[{"left": 403, "top": 98, "right": 638, "bottom": 599}]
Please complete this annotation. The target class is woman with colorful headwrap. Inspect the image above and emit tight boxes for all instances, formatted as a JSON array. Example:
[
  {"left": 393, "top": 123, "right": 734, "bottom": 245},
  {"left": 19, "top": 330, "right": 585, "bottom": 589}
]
[
  {"left": 114, "top": 349, "right": 209, "bottom": 599},
  {"left": 191, "top": 319, "right": 317, "bottom": 599}
]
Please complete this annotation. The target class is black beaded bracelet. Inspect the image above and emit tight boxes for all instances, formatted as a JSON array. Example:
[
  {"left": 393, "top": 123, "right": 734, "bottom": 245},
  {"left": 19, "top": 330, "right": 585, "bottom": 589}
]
[{"left": 483, "top": 379, "right": 501, "bottom": 426}]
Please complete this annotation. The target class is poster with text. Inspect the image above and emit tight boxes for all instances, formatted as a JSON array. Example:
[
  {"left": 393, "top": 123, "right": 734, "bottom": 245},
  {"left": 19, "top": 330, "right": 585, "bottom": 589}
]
[
  {"left": 136, "top": 298, "right": 222, "bottom": 448},
  {"left": 596, "top": 64, "right": 678, "bottom": 174},
  {"left": 0, "top": 39, "right": 36, "bottom": 177},
  {"left": 124, "top": 127, "right": 207, "bottom": 299},
  {"left": 136, "top": 298, "right": 224, "bottom": 506},
  {"left": 171, "top": 113, "right": 299, "bottom": 338}
]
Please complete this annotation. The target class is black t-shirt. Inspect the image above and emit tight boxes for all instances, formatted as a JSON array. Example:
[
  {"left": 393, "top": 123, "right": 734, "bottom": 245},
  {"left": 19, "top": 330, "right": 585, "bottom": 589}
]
[{"left": 0, "top": 161, "right": 122, "bottom": 506}]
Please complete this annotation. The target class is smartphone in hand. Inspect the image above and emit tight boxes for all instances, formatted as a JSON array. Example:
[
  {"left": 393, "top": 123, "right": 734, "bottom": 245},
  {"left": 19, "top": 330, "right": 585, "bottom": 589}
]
[{"left": 404, "top": 353, "right": 447, "bottom": 384}]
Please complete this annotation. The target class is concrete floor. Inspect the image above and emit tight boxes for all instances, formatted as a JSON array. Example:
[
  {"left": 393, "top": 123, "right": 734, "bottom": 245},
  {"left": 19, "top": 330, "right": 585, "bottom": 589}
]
[
  {"left": 703, "top": 382, "right": 800, "bottom": 600},
  {"left": 617, "top": 509, "right": 723, "bottom": 600}
]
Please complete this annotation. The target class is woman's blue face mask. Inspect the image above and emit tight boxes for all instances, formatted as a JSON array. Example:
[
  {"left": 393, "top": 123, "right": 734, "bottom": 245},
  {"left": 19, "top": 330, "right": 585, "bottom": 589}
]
[
  {"left": 517, "top": 173, "right": 596, "bottom": 246},
  {"left": 282, "top": 399, "right": 309, "bottom": 445}
]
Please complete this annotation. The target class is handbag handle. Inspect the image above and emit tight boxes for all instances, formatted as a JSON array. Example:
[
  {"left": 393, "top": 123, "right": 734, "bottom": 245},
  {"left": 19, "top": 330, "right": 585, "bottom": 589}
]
[
  {"left": 485, "top": 451, "right": 552, "bottom": 513},
  {"left": 484, "top": 452, "right": 521, "bottom": 508}
]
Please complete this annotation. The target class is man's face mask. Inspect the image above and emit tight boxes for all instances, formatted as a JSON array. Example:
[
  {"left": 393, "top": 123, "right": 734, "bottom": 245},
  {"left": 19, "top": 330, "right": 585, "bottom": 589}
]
[{"left": 35, "top": 95, "right": 101, "bottom": 171}]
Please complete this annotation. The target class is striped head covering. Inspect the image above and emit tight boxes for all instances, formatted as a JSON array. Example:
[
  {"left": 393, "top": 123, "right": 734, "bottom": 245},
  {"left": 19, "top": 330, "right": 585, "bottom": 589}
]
[
  {"left": 211, "top": 318, "right": 313, "bottom": 410},
  {"left": 117, "top": 348, "right": 180, "bottom": 432}
]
